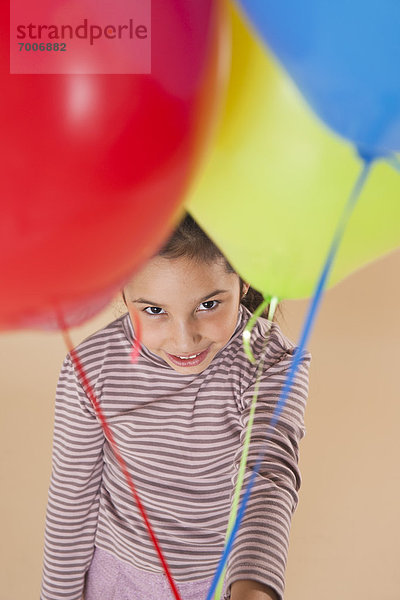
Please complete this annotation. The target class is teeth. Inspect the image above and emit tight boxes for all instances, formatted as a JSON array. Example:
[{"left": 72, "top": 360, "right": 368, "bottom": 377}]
[{"left": 178, "top": 353, "right": 200, "bottom": 360}]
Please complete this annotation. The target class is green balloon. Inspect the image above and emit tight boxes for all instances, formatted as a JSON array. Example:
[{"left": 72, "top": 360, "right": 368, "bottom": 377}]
[{"left": 186, "top": 4, "right": 400, "bottom": 299}]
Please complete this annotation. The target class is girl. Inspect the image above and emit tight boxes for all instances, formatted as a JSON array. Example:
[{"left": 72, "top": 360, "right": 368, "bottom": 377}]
[{"left": 41, "top": 213, "right": 310, "bottom": 600}]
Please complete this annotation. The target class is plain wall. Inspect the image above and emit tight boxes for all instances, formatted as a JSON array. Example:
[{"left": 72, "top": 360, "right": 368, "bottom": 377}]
[{"left": 0, "top": 249, "right": 399, "bottom": 600}]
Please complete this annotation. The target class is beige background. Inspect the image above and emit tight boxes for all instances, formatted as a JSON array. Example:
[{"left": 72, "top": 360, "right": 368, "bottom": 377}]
[{"left": 0, "top": 249, "right": 399, "bottom": 600}]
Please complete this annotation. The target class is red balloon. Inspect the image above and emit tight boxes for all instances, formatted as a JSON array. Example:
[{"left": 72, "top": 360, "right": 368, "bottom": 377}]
[{"left": 0, "top": 0, "right": 229, "bottom": 330}]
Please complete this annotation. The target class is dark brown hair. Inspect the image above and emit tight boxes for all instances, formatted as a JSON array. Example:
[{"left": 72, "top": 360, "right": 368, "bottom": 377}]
[{"left": 157, "top": 212, "right": 279, "bottom": 320}]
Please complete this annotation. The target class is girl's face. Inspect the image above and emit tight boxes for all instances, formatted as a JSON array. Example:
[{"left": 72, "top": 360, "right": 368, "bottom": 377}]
[{"left": 124, "top": 255, "right": 247, "bottom": 375}]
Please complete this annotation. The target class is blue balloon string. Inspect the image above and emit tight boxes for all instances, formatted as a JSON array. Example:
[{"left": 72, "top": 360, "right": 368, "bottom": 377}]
[{"left": 206, "top": 158, "right": 372, "bottom": 600}]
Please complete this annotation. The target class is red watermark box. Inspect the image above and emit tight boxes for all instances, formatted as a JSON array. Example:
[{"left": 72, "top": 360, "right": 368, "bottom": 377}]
[{"left": 10, "top": 0, "right": 151, "bottom": 74}]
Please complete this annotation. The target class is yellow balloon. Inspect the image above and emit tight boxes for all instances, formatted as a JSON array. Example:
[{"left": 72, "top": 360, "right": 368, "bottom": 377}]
[{"left": 186, "top": 2, "right": 400, "bottom": 299}]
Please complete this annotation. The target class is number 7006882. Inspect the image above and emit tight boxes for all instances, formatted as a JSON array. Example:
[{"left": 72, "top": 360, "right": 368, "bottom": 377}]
[{"left": 18, "top": 42, "right": 67, "bottom": 51}]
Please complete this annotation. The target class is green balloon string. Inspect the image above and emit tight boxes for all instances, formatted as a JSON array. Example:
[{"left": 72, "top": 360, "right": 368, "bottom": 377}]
[
  {"left": 242, "top": 296, "right": 275, "bottom": 363},
  {"left": 214, "top": 296, "right": 279, "bottom": 600},
  {"left": 267, "top": 295, "right": 279, "bottom": 321},
  {"left": 214, "top": 309, "right": 270, "bottom": 600}
]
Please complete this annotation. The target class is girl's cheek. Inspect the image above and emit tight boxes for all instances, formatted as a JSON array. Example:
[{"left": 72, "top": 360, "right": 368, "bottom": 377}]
[
  {"left": 140, "top": 324, "right": 159, "bottom": 345},
  {"left": 204, "top": 320, "right": 232, "bottom": 341},
  {"left": 141, "top": 320, "right": 170, "bottom": 349}
]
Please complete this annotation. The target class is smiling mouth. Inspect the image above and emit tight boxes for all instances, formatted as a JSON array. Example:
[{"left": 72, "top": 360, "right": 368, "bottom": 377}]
[
  {"left": 176, "top": 352, "right": 202, "bottom": 359},
  {"left": 165, "top": 347, "right": 211, "bottom": 367}
]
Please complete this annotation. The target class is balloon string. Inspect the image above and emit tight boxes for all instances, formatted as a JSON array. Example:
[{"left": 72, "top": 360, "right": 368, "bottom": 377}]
[
  {"left": 57, "top": 315, "right": 182, "bottom": 600},
  {"left": 267, "top": 296, "right": 279, "bottom": 321},
  {"left": 242, "top": 297, "right": 271, "bottom": 363},
  {"left": 213, "top": 295, "right": 278, "bottom": 599},
  {"left": 213, "top": 321, "right": 270, "bottom": 600},
  {"left": 129, "top": 305, "right": 143, "bottom": 363},
  {"left": 207, "top": 158, "right": 372, "bottom": 600}
]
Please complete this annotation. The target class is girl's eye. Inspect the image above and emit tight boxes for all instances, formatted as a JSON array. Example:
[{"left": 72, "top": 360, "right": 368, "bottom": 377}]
[
  {"left": 144, "top": 306, "right": 166, "bottom": 315},
  {"left": 198, "top": 300, "right": 220, "bottom": 311}
]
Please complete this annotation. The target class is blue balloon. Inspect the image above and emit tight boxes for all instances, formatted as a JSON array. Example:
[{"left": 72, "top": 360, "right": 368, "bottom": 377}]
[{"left": 236, "top": 0, "right": 400, "bottom": 158}]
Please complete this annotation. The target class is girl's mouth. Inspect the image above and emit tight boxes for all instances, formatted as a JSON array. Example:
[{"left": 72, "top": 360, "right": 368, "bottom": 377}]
[{"left": 165, "top": 346, "right": 211, "bottom": 368}]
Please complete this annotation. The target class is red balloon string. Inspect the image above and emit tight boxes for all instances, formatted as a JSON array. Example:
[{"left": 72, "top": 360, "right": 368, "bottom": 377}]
[
  {"left": 58, "top": 315, "right": 182, "bottom": 600},
  {"left": 129, "top": 306, "right": 142, "bottom": 364}
]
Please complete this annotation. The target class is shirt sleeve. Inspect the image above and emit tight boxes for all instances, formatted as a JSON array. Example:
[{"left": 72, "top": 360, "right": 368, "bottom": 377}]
[
  {"left": 226, "top": 338, "right": 311, "bottom": 600},
  {"left": 41, "top": 354, "right": 104, "bottom": 600}
]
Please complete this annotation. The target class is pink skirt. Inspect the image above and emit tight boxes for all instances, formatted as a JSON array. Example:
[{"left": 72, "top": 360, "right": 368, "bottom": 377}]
[{"left": 84, "top": 547, "right": 229, "bottom": 600}]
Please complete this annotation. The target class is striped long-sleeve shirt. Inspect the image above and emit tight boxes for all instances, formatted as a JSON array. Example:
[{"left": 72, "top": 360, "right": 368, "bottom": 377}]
[{"left": 41, "top": 304, "right": 310, "bottom": 600}]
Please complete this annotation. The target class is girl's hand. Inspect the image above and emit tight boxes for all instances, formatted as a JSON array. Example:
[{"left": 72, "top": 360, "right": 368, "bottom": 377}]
[{"left": 230, "top": 580, "right": 279, "bottom": 600}]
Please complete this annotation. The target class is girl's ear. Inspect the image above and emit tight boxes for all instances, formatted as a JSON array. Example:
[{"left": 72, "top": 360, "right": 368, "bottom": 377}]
[
  {"left": 121, "top": 290, "right": 127, "bottom": 306},
  {"left": 241, "top": 283, "right": 250, "bottom": 299}
]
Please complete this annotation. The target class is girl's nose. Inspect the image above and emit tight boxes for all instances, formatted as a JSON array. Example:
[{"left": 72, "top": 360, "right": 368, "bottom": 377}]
[{"left": 170, "top": 319, "right": 202, "bottom": 352}]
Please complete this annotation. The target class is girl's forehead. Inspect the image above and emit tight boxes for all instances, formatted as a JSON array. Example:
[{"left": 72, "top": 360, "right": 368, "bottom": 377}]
[{"left": 126, "top": 256, "right": 238, "bottom": 294}]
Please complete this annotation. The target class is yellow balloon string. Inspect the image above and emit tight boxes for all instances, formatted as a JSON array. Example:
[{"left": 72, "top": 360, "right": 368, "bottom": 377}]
[
  {"left": 214, "top": 296, "right": 277, "bottom": 599},
  {"left": 267, "top": 295, "right": 279, "bottom": 321},
  {"left": 242, "top": 296, "right": 278, "bottom": 363}
]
